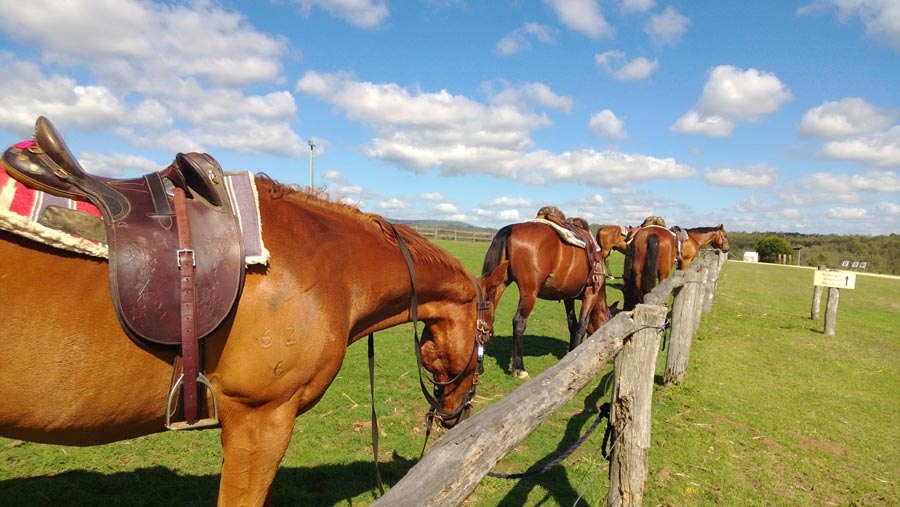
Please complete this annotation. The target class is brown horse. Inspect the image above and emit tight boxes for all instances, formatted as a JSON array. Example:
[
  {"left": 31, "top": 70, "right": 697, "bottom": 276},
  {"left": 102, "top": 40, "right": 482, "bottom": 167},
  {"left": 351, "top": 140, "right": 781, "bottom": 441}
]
[
  {"left": 676, "top": 224, "right": 731, "bottom": 270},
  {"left": 0, "top": 175, "right": 508, "bottom": 506},
  {"left": 596, "top": 225, "right": 631, "bottom": 278},
  {"left": 622, "top": 225, "right": 677, "bottom": 310},
  {"left": 481, "top": 222, "right": 610, "bottom": 379}
]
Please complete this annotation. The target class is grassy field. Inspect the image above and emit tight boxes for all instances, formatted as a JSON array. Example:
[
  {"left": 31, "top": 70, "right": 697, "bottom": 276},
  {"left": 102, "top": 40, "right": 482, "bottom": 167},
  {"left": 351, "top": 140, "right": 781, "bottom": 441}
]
[{"left": 1, "top": 239, "right": 898, "bottom": 506}]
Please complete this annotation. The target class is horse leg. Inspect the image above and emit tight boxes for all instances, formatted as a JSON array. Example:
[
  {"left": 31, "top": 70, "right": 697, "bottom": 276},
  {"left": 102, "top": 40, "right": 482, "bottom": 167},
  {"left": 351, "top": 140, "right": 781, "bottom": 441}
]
[
  {"left": 564, "top": 298, "right": 579, "bottom": 346},
  {"left": 570, "top": 289, "right": 599, "bottom": 350},
  {"left": 217, "top": 399, "right": 299, "bottom": 506},
  {"left": 511, "top": 294, "right": 536, "bottom": 379}
]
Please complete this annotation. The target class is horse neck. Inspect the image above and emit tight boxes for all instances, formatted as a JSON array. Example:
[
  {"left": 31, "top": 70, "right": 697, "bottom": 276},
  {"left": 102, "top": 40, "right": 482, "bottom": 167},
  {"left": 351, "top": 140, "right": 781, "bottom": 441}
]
[{"left": 688, "top": 230, "right": 715, "bottom": 248}]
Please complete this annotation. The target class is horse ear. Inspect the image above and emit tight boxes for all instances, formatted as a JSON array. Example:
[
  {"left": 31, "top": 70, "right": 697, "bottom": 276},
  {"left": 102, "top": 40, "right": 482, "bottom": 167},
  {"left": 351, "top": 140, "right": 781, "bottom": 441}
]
[{"left": 717, "top": 224, "right": 724, "bottom": 230}]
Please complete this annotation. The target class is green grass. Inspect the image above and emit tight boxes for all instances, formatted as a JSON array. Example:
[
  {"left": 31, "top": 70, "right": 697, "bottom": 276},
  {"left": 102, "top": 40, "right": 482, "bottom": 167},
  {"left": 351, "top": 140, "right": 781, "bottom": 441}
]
[{"left": 1, "top": 243, "right": 898, "bottom": 506}]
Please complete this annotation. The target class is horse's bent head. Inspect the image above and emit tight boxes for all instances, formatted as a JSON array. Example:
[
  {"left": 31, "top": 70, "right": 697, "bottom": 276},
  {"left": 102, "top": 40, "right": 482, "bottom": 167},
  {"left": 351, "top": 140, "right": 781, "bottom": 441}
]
[{"left": 418, "top": 264, "right": 508, "bottom": 429}]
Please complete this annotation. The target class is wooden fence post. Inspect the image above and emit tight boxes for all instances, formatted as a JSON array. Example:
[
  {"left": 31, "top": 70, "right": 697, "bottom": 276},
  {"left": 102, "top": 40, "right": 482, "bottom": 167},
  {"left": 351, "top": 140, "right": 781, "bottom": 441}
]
[
  {"left": 702, "top": 253, "right": 720, "bottom": 313},
  {"left": 691, "top": 263, "right": 709, "bottom": 335},
  {"left": 370, "top": 314, "right": 636, "bottom": 507},
  {"left": 607, "top": 303, "right": 668, "bottom": 507},
  {"left": 824, "top": 287, "right": 840, "bottom": 335},
  {"left": 811, "top": 265, "right": 826, "bottom": 320},
  {"left": 664, "top": 270, "right": 700, "bottom": 385}
]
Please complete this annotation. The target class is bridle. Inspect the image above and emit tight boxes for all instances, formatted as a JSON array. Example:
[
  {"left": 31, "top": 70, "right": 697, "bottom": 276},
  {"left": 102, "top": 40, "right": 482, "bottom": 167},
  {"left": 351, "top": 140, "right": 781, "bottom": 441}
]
[
  {"left": 366, "top": 223, "right": 492, "bottom": 494},
  {"left": 387, "top": 222, "right": 491, "bottom": 424}
]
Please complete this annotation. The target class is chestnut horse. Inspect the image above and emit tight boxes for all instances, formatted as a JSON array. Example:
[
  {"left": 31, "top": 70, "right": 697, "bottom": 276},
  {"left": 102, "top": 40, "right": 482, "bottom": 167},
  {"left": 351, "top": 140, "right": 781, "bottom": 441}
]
[
  {"left": 481, "top": 222, "right": 610, "bottom": 379},
  {"left": 622, "top": 225, "right": 677, "bottom": 310},
  {"left": 596, "top": 225, "right": 631, "bottom": 278},
  {"left": 675, "top": 224, "right": 731, "bottom": 269},
  {"left": 0, "top": 175, "right": 508, "bottom": 506}
]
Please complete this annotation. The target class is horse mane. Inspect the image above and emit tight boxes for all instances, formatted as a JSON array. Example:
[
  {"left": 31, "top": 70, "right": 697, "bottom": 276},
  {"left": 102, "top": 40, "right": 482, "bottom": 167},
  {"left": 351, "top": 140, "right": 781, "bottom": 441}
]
[
  {"left": 686, "top": 226, "right": 720, "bottom": 233},
  {"left": 253, "top": 174, "right": 471, "bottom": 278}
]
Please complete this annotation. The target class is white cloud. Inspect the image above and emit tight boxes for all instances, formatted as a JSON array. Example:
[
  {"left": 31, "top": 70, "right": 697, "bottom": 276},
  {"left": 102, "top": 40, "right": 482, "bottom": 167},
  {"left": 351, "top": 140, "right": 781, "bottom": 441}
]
[
  {"left": 78, "top": 152, "right": 164, "bottom": 177},
  {"left": 589, "top": 109, "right": 628, "bottom": 139},
  {"left": 620, "top": 0, "right": 656, "bottom": 14},
  {"left": 818, "top": 126, "right": 900, "bottom": 168},
  {"left": 799, "top": 0, "right": 900, "bottom": 52},
  {"left": 704, "top": 164, "right": 778, "bottom": 189},
  {"left": 473, "top": 208, "right": 521, "bottom": 222},
  {"left": 420, "top": 192, "right": 445, "bottom": 201},
  {"left": 673, "top": 65, "right": 791, "bottom": 137},
  {"left": 297, "top": 71, "right": 698, "bottom": 187},
  {"left": 485, "top": 81, "right": 574, "bottom": 113},
  {"left": 543, "top": 0, "right": 614, "bottom": 39},
  {"left": 0, "top": 0, "right": 305, "bottom": 157},
  {"left": 487, "top": 196, "right": 537, "bottom": 208},
  {"left": 645, "top": 6, "right": 690, "bottom": 45},
  {"left": 283, "top": 0, "right": 389, "bottom": 29},
  {"left": 878, "top": 201, "right": 900, "bottom": 215},
  {"left": 432, "top": 202, "right": 460, "bottom": 213},
  {"left": 698, "top": 66, "right": 792, "bottom": 121},
  {"left": 826, "top": 207, "right": 869, "bottom": 219},
  {"left": 377, "top": 197, "right": 409, "bottom": 210},
  {"left": 799, "top": 97, "right": 896, "bottom": 138},
  {"left": 670, "top": 111, "right": 734, "bottom": 137},
  {"left": 595, "top": 50, "right": 660, "bottom": 81},
  {"left": 494, "top": 23, "right": 557, "bottom": 56}
]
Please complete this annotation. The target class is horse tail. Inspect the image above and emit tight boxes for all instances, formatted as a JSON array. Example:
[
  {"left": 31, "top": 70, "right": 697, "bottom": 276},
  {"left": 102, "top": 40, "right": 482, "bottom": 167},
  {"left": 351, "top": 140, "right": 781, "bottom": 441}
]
[
  {"left": 642, "top": 234, "right": 660, "bottom": 298},
  {"left": 623, "top": 238, "right": 638, "bottom": 310},
  {"left": 481, "top": 224, "right": 513, "bottom": 282}
]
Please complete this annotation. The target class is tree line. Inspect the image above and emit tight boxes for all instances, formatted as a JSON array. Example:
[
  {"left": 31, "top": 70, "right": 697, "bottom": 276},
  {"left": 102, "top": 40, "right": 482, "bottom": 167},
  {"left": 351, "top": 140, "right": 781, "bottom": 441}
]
[{"left": 724, "top": 231, "right": 900, "bottom": 276}]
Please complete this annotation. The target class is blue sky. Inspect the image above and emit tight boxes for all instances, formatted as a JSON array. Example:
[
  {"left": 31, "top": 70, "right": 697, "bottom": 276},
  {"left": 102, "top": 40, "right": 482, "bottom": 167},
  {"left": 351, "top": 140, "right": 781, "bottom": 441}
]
[{"left": 1, "top": 0, "right": 898, "bottom": 235}]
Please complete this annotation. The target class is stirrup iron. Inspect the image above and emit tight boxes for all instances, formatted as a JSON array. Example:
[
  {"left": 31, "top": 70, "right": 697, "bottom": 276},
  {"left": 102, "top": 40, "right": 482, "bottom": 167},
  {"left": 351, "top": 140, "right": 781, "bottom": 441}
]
[{"left": 165, "top": 372, "right": 220, "bottom": 430}]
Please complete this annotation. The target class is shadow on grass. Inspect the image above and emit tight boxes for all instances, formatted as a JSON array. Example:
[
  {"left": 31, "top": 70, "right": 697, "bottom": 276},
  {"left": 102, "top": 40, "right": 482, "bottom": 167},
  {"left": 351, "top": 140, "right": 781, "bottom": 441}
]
[
  {"left": 0, "top": 454, "right": 417, "bottom": 507},
  {"left": 484, "top": 334, "right": 569, "bottom": 376},
  {"left": 494, "top": 370, "right": 615, "bottom": 506}
]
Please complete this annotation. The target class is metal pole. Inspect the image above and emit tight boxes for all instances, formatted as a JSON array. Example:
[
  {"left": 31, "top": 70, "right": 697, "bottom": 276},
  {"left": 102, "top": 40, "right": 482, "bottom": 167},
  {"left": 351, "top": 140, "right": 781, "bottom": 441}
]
[{"left": 308, "top": 139, "right": 316, "bottom": 189}]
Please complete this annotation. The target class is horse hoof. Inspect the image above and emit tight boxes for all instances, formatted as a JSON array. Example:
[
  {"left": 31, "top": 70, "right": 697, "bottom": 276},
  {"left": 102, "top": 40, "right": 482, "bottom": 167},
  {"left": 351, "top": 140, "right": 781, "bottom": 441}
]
[{"left": 513, "top": 370, "right": 530, "bottom": 380}]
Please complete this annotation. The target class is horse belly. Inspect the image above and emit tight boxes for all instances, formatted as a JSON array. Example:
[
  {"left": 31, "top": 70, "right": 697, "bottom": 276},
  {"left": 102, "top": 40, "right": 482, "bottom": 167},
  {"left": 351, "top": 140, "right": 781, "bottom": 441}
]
[{"left": 0, "top": 237, "right": 174, "bottom": 444}]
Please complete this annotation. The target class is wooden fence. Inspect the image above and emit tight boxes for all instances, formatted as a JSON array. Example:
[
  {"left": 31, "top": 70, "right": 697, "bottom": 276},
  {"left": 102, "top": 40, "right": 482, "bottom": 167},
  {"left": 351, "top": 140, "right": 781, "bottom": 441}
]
[
  {"left": 372, "top": 249, "right": 728, "bottom": 507},
  {"left": 413, "top": 226, "right": 495, "bottom": 242}
]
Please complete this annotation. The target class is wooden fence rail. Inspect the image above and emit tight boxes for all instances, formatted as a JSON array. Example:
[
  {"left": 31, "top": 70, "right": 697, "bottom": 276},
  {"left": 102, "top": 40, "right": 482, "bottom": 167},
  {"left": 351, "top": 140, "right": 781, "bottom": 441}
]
[
  {"left": 413, "top": 226, "right": 495, "bottom": 242},
  {"left": 372, "top": 250, "right": 727, "bottom": 507}
]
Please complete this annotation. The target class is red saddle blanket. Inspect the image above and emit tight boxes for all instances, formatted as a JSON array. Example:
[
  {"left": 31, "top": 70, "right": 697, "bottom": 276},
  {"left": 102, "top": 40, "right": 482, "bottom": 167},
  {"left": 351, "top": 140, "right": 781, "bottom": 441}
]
[{"left": 0, "top": 165, "right": 268, "bottom": 265}]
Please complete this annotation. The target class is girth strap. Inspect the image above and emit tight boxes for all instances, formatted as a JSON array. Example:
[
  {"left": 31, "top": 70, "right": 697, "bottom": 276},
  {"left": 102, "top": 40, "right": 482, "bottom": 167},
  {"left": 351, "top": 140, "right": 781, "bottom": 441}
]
[{"left": 174, "top": 187, "right": 200, "bottom": 424}]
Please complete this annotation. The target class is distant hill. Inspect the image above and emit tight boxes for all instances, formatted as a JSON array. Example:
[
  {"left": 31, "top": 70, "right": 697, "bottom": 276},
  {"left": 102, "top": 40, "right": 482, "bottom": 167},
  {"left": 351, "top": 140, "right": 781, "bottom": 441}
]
[{"left": 391, "top": 218, "right": 496, "bottom": 232}]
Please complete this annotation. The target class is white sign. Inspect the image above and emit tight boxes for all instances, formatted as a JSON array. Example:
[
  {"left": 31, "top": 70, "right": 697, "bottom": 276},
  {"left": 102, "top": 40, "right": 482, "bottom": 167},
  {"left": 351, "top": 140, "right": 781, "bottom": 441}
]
[
  {"left": 841, "top": 260, "right": 849, "bottom": 267},
  {"left": 814, "top": 270, "right": 856, "bottom": 289}
]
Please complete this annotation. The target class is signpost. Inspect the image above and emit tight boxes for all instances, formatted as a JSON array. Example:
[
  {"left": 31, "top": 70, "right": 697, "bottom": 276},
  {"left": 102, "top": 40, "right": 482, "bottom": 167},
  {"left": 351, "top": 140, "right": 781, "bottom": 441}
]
[
  {"left": 813, "top": 269, "right": 856, "bottom": 289},
  {"left": 812, "top": 269, "right": 856, "bottom": 335}
]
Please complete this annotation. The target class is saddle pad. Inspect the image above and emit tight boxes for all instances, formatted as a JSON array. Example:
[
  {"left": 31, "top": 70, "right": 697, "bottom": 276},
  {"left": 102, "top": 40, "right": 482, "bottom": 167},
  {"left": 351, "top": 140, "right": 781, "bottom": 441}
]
[
  {"left": 526, "top": 218, "right": 586, "bottom": 248},
  {"left": 0, "top": 166, "right": 269, "bottom": 265}
]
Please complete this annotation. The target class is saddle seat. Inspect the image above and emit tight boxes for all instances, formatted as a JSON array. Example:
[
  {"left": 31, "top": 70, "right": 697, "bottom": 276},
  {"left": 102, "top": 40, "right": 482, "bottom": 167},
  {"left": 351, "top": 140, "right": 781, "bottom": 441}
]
[
  {"left": 1, "top": 116, "right": 245, "bottom": 347},
  {"left": 534, "top": 206, "right": 605, "bottom": 282}
]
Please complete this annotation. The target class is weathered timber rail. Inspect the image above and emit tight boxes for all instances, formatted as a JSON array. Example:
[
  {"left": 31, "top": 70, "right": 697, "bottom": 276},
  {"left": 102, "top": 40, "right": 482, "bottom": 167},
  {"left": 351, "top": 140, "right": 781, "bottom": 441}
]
[
  {"left": 413, "top": 226, "right": 495, "bottom": 242},
  {"left": 372, "top": 250, "right": 728, "bottom": 507}
]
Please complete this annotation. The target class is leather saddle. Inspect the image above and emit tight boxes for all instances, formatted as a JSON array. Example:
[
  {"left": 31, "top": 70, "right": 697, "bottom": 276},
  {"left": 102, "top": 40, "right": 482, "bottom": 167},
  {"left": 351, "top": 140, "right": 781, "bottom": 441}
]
[
  {"left": 2, "top": 116, "right": 245, "bottom": 345},
  {"left": 2, "top": 116, "right": 246, "bottom": 429},
  {"left": 535, "top": 207, "right": 605, "bottom": 283}
]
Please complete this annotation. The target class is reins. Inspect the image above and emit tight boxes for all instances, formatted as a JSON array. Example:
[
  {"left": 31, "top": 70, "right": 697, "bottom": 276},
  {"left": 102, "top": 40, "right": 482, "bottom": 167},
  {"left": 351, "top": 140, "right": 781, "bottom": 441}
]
[{"left": 365, "top": 222, "right": 490, "bottom": 494}]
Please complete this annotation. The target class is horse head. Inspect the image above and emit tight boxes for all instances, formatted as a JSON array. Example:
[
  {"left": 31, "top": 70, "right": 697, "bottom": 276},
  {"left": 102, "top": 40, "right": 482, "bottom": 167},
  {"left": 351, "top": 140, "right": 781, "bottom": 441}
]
[
  {"left": 713, "top": 224, "right": 731, "bottom": 252},
  {"left": 419, "top": 261, "right": 507, "bottom": 429}
]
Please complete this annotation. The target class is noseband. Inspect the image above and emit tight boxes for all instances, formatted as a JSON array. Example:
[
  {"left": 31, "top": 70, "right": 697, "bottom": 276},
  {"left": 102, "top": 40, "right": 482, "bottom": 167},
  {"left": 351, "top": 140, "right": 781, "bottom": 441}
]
[{"left": 388, "top": 223, "right": 491, "bottom": 423}]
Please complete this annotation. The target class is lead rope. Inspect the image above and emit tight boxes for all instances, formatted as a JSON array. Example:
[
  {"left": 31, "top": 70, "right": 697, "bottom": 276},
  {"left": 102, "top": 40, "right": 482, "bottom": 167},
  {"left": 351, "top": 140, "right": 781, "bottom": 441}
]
[
  {"left": 367, "top": 333, "right": 384, "bottom": 495},
  {"left": 365, "top": 222, "right": 420, "bottom": 496}
]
